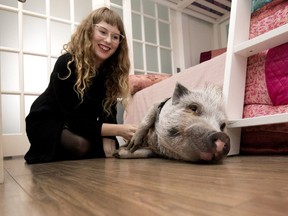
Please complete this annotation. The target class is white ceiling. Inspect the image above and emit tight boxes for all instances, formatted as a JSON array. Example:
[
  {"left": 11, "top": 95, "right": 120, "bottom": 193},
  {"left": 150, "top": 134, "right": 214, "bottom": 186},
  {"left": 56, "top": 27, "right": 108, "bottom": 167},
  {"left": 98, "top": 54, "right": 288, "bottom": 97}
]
[{"left": 155, "top": 0, "right": 231, "bottom": 24}]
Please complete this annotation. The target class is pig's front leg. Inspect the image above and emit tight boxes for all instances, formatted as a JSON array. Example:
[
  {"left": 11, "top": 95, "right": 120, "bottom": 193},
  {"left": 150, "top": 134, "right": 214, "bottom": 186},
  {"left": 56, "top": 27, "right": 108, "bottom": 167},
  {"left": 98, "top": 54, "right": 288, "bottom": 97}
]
[
  {"left": 113, "top": 146, "right": 157, "bottom": 159},
  {"left": 126, "top": 103, "right": 159, "bottom": 152}
]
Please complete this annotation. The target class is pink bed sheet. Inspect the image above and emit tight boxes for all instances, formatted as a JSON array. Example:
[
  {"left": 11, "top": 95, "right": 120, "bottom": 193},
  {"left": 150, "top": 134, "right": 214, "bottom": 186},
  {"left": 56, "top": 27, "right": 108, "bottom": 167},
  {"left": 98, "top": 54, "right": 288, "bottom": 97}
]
[{"left": 124, "top": 53, "right": 226, "bottom": 125}]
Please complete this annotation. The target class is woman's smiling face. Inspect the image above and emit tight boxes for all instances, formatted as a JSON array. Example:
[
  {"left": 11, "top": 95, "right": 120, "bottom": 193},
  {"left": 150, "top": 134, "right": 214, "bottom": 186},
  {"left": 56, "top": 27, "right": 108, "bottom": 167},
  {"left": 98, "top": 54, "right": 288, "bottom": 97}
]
[{"left": 92, "top": 21, "right": 122, "bottom": 66}]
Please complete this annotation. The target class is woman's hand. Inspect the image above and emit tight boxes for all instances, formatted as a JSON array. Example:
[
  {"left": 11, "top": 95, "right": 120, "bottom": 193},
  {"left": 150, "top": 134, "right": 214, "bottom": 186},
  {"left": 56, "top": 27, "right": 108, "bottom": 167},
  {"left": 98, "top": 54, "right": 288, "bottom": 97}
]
[
  {"left": 101, "top": 123, "right": 138, "bottom": 141},
  {"left": 119, "top": 124, "right": 138, "bottom": 141}
]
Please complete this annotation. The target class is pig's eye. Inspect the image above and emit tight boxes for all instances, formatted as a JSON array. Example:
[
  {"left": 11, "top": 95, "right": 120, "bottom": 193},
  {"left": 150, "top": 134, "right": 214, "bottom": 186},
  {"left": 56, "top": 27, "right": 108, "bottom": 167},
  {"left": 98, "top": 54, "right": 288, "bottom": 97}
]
[
  {"left": 220, "top": 122, "right": 226, "bottom": 131},
  {"left": 188, "top": 104, "right": 200, "bottom": 114}
]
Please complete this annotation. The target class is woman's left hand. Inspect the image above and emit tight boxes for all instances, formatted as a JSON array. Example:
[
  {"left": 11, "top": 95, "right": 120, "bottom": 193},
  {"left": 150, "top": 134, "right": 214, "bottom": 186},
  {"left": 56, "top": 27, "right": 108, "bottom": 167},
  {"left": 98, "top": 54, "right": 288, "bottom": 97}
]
[{"left": 119, "top": 124, "right": 138, "bottom": 141}]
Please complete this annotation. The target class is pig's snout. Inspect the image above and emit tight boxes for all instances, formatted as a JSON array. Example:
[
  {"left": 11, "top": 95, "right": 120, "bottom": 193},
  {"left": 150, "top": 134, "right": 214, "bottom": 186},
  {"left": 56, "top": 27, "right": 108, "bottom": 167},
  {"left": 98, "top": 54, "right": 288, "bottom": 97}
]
[
  {"left": 201, "top": 132, "right": 230, "bottom": 161},
  {"left": 208, "top": 132, "right": 230, "bottom": 154}
]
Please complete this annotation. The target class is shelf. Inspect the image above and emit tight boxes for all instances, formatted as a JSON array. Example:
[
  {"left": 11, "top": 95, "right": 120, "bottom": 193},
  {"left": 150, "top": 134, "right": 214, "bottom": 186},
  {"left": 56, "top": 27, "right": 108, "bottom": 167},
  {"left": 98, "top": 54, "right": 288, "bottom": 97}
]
[
  {"left": 228, "top": 113, "right": 288, "bottom": 128},
  {"left": 233, "top": 23, "right": 288, "bottom": 57}
]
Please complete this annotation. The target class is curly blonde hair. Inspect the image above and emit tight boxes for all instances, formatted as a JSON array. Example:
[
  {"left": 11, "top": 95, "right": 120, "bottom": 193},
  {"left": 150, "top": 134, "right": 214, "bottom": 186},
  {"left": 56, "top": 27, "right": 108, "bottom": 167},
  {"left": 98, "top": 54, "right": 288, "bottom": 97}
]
[{"left": 63, "top": 7, "right": 130, "bottom": 116}]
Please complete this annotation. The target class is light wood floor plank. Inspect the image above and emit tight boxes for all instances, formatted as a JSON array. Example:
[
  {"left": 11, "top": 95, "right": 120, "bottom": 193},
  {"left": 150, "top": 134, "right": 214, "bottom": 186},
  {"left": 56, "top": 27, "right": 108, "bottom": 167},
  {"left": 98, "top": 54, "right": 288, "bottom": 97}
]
[{"left": 1, "top": 156, "right": 288, "bottom": 216}]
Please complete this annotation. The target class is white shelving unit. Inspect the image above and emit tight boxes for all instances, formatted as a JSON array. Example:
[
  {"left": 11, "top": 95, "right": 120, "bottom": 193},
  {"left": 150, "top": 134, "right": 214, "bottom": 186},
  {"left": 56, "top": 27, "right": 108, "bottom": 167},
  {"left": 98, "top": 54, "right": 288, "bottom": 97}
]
[
  {"left": 0, "top": 140, "right": 3, "bottom": 183},
  {"left": 223, "top": 0, "right": 288, "bottom": 155},
  {"left": 234, "top": 24, "right": 288, "bottom": 57},
  {"left": 0, "top": 99, "right": 3, "bottom": 183}
]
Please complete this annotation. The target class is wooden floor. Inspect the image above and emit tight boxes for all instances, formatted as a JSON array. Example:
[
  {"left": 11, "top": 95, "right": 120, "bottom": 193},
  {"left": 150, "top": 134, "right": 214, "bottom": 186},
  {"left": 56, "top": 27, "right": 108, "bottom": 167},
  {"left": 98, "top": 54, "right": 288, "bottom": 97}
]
[{"left": 1, "top": 156, "right": 288, "bottom": 216}]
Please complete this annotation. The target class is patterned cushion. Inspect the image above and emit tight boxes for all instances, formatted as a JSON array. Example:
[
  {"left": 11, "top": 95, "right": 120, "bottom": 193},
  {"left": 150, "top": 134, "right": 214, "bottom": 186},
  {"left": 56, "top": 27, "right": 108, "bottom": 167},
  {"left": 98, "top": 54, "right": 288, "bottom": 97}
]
[
  {"left": 244, "top": 50, "right": 272, "bottom": 105},
  {"left": 243, "top": 104, "right": 288, "bottom": 118},
  {"left": 129, "top": 74, "right": 171, "bottom": 95},
  {"left": 265, "top": 42, "right": 288, "bottom": 105}
]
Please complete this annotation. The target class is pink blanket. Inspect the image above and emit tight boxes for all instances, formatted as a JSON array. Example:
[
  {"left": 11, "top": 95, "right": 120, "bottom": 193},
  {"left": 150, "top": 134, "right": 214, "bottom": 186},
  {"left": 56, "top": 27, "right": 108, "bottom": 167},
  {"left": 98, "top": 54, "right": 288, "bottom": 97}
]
[{"left": 124, "top": 53, "right": 226, "bottom": 124}]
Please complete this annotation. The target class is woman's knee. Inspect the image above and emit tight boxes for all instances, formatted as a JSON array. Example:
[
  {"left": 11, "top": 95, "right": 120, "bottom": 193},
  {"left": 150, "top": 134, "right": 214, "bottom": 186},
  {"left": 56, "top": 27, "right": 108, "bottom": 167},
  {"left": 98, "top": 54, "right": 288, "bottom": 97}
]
[
  {"left": 60, "top": 129, "right": 91, "bottom": 157},
  {"left": 74, "top": 136, "right": 91, "bottom": 156}
]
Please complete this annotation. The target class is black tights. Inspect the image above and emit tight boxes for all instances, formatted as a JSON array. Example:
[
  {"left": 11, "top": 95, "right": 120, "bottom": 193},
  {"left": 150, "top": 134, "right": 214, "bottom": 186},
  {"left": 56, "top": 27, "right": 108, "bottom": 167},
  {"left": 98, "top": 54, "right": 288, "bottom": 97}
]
[{"left": 60, "top": 129, "right": 91, "bottom": 158}]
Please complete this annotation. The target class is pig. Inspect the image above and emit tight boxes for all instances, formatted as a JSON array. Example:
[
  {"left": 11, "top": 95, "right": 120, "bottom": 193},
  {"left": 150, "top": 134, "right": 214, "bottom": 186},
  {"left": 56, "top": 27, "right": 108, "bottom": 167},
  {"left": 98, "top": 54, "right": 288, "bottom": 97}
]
[{"left": 114, "top": 82, "right": 230, "bottom": 163}]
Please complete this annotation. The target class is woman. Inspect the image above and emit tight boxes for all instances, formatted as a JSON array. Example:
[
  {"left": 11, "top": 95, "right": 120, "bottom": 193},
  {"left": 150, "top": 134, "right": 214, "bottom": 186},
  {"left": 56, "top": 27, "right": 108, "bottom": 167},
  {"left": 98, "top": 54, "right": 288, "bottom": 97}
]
[{"left": 24, "top": 7, "right": 137, "bottom": 164}]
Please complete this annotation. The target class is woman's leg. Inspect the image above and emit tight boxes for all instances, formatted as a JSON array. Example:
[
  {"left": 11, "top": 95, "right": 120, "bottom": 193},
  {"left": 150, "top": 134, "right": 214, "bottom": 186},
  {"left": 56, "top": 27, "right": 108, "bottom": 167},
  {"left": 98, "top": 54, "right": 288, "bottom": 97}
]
[{"left": 60, "top": 129, "right": 91, "bottom": 157}]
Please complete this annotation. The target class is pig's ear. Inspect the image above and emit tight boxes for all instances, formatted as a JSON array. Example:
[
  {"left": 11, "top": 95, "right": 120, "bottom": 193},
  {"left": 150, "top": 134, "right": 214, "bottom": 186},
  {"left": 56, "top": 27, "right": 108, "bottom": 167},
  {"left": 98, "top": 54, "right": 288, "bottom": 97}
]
[{"left": 172, "top": 82, "right": 190, "bottom": 104}]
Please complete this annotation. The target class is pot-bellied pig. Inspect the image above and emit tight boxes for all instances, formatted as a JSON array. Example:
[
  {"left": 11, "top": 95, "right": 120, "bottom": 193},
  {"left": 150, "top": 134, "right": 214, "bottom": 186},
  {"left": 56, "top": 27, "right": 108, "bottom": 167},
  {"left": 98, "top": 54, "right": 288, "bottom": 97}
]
[{"left": 114, "top": 82, "right": 230, "bottom": 163}]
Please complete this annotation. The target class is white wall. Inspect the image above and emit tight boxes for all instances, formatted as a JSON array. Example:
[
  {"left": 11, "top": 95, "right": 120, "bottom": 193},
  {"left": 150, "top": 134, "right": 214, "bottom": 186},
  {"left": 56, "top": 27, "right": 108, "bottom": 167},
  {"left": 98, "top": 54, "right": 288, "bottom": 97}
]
[
  {"left": 171, "top": 11, "right": 220, "bottom": 73},
  {"left": 219, "top": 19, "right": 230, "bottom": 48},
  {"left": 182, "top": 14, "right": 214, "bottom": 68}
]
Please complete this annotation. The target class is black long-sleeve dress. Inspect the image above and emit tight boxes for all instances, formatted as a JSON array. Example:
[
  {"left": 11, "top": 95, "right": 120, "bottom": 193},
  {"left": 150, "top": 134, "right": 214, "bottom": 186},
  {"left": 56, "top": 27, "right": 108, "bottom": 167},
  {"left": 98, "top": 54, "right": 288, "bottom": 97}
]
[{"left": 24, "top": 53, "right": 118, "bottom": 164}]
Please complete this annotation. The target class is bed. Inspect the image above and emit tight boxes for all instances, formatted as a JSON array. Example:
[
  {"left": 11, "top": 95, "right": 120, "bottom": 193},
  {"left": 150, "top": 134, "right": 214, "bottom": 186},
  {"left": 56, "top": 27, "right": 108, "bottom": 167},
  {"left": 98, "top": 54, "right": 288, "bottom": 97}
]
[
  {"left": 125, "top": 53, "right": 226, "bottom": 125},
  {"left": 124, "top": 0, "right": 288, "bottom": 155}
]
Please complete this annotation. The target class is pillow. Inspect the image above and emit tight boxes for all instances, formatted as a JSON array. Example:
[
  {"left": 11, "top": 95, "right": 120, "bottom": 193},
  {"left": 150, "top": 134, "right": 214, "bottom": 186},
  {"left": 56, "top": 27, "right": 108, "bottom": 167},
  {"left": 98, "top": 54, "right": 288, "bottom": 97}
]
[
  {"left": 244, "top": 50, "right": 272, "bottom": 105},
  {"left": 129, "top": 74, "right": 171, "bottom": 95},
  {"left": 265, "top": 42, "right": 288, "bottom": 106}
]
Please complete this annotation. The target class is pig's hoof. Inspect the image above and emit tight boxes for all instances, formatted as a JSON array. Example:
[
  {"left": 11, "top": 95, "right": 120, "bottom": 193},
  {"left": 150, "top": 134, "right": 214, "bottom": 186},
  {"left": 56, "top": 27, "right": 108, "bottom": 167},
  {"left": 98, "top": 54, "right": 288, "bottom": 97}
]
[
  {"left": 113, "top": 148, "right": 131, "bottom": 159},
  {"left": 113, "top": 151, "right": 120, "bottom": 158}
]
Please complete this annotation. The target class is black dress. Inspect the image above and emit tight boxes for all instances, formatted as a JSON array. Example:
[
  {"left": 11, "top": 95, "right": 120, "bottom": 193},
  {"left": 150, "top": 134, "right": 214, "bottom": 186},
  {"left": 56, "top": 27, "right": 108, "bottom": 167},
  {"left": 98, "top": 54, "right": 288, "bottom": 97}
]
[{"left": 24, "top": 53, "right": 118, "bottom": 164}]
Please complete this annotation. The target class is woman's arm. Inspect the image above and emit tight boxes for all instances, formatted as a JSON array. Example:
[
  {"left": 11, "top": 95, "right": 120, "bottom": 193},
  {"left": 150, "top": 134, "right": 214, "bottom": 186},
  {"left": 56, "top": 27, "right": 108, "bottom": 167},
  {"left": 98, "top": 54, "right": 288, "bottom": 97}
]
[
  {"left": 101, "top": 123, "right": 137, "bottom": 157},
  {"left": 101, "top": 123, "right": 137, "bottom": 141}
]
